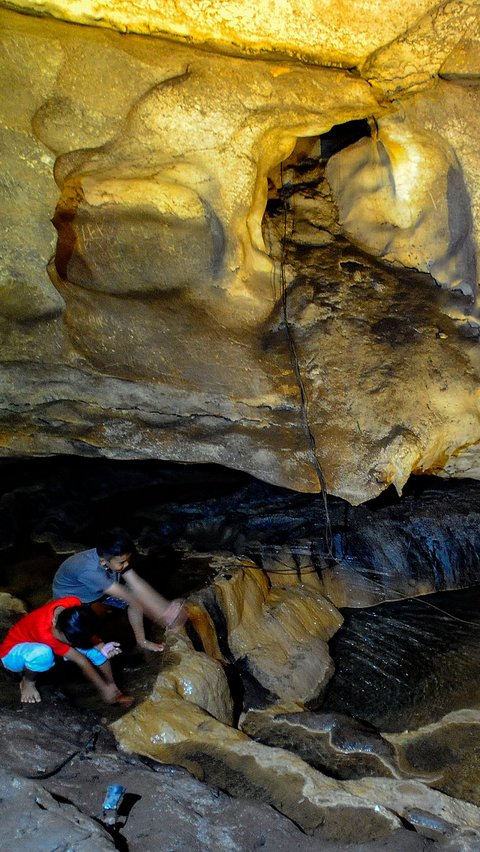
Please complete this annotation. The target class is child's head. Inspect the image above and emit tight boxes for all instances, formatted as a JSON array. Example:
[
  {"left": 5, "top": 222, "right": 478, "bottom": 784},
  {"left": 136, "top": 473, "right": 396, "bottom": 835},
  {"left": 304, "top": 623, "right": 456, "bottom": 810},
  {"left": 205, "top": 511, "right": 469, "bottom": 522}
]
[
  {"left": 96, "top": 528, "right": 135, "bottom": 574},
  {"left": 96, "top": 528, "right": 135, "bottom": 560},
  {"left": 56, "top": 605, "right": 98, "bottom": 648}
]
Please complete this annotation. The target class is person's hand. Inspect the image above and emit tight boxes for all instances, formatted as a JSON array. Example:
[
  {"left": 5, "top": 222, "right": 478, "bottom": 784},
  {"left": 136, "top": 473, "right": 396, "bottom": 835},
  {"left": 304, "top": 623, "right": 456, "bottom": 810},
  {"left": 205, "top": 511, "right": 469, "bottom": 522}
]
[{"left": 100, "top": 641, "right": 122, "bottom": 659}]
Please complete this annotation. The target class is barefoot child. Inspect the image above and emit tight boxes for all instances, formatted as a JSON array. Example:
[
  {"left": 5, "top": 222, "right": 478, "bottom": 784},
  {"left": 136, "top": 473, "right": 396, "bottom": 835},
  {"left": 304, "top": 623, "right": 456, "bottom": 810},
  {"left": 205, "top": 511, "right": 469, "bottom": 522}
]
[
  {"left": 52, "top": 528, "right": 186, "bottom": 652},
  {"left": 0, "top": 596, "right": 132, "bottom": 705}
]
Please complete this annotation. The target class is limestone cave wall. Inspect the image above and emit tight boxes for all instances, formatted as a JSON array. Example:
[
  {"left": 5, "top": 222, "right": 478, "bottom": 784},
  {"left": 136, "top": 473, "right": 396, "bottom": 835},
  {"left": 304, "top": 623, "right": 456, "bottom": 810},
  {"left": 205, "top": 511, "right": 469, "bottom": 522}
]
[{"left": 1, "top": 1, "right": 480, "bottom": 504}]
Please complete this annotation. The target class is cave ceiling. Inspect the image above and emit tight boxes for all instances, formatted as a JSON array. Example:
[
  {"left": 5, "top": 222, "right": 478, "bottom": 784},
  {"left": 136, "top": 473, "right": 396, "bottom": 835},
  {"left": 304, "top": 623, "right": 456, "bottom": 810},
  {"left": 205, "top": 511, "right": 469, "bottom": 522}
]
[{"left": 1, "top": 0, "right": 480, "bottom": 504}]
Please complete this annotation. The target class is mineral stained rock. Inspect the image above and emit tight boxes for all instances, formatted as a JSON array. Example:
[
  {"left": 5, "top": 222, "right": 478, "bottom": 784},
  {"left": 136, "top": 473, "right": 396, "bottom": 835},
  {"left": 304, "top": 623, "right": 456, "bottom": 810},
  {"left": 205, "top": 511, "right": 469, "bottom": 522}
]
[
  {"left": 187, "top": 559, "right": 342, "bottom": 709},
  {"left": 385, "top": 708, "right": 480, "bottom": 807},
  {"left": 111, "top": 621, "right": 480, "bottom": 844},
  {"left": 1, "top": 4, "right": 480, "bottom": 503},
  {"left": 239, "top": 708, "right": 401, "bottom": 780}
]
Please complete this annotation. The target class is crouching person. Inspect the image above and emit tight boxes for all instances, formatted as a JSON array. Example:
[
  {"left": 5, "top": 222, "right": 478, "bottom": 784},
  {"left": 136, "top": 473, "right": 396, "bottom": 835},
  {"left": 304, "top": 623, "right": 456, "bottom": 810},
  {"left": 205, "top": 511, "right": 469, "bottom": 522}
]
[{"left": 0, "top": 595, "right": 132, "bottom": 705}]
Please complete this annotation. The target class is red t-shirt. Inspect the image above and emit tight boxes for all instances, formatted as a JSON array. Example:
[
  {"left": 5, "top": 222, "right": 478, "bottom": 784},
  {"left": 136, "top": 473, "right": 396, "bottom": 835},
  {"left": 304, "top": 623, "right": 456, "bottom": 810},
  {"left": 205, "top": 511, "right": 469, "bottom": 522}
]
[{"left": 0, "top": 596, "right": 81, "bottom": 658}]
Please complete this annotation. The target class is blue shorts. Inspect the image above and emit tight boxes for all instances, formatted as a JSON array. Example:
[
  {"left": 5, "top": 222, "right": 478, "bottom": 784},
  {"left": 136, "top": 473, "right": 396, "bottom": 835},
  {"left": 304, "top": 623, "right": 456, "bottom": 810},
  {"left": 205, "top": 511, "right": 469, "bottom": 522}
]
[
  {"left": 1, "top": 642, "right": 106, "bottom": 673},
  {"left": 100, "top": 595, "right": 128, "bottom": 610}
]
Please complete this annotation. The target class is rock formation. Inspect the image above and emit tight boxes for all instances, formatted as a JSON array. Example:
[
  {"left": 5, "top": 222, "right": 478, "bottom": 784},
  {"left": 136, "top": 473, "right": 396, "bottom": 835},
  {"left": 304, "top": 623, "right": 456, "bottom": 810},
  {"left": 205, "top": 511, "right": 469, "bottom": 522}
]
[
  {"left": 111, "top": 559, "right": 480, "bottom": 843},
  {"left": 1, "top": 1, "right": 480, "bottom": 503},
  {"left": 2, "top": 1, "right": 480, "bottom": 845},
  {"left": 1, "top": 460, "right": 480, "bottom": 845}
]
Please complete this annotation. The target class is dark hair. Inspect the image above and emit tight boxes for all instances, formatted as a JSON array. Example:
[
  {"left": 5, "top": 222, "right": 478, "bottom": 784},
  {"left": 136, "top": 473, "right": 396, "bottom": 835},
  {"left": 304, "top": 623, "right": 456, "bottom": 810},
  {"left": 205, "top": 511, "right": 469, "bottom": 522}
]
[
  {"left": 96, "top": 528, "right": 135, "bottom": 560},
  {"left": 56, "top": 606, "right": 98, "bottom": 648}
]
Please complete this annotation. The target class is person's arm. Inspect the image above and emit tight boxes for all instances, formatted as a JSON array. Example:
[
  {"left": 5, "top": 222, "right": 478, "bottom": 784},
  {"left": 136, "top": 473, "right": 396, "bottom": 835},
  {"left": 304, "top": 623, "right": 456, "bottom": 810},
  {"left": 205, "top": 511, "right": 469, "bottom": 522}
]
[
  {"left": 64, "top": 647, "right": 120, "bottom": 703},
  {"left": 103, "top": 581, "right": 135, "bottom": 604},
  {"left": 118, "top": 569, "right": 184, "bottom": 628}
]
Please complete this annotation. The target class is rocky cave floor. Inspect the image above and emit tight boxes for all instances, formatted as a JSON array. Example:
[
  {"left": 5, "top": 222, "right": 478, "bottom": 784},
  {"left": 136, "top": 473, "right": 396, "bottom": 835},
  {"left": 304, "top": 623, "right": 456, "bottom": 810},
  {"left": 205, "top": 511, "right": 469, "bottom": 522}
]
[
  {"left": 0, "top": 607, "right": 470, "bottom": 851},
  {"left": 0, "top": 636, "right": 442, "bottom": 852}
]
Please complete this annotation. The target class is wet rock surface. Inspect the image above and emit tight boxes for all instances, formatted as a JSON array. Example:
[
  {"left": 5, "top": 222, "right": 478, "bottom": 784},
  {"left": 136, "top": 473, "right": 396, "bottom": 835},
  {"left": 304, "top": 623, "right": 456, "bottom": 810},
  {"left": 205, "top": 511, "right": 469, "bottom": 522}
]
[
  {"left": 322, "top": 584, "right": 480, "bottom": 733},
  {"left": 0, "top": 675, "right": 438, "bottom": 852},
  {"left": 2, "top": 458, "right": 480, "bottom": 606},
  {"left": 3, "top": 462, "right": 480, "bottom": 847},
  {"left": 188, "top": 561, "right": 342, "bottom": 712},
  {"left": 240, "top": 709, "right": 400, "bottom": 780},
  {"left": 386, "top": 709, "right": 480, "bottom": 807}
]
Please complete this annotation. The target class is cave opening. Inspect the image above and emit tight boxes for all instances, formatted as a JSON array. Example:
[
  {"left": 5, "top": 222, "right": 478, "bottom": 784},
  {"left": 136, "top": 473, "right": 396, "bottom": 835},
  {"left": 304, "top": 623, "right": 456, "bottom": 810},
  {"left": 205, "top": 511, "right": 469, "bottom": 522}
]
[
  {"left": 265, "top": 117, "right": 371, "bottom": 210},
  {"left": 319, "top": 119, "right": 371, "bottom": 160}
]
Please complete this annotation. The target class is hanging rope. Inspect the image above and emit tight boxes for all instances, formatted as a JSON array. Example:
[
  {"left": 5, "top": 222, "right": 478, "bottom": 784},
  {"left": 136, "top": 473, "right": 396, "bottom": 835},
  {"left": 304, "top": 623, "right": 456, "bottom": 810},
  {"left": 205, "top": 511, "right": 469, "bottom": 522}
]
[
  {"left": 277, "top": 161, "right": 334, "bottom": 558},
  {"left": 246, "top": 154, "right": 480, "bottom": 635}
]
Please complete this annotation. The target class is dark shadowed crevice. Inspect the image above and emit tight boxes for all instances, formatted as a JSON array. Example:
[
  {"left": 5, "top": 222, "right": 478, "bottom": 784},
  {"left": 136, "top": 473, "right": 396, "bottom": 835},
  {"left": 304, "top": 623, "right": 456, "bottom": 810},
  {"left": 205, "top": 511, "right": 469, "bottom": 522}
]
[{"left": 319, "top": 118, "right": 371, "bottom": 159}]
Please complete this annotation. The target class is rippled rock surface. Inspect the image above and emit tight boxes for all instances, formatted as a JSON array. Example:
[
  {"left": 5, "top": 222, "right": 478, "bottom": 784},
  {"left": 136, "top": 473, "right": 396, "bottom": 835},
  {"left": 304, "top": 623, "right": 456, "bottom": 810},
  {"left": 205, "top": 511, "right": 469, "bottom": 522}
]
[
  {"left": 2, "top": 459, "right": 480, "bottom": 605},
  {"left": 321, "top": 585, "right": 480, "bottom": 732}
]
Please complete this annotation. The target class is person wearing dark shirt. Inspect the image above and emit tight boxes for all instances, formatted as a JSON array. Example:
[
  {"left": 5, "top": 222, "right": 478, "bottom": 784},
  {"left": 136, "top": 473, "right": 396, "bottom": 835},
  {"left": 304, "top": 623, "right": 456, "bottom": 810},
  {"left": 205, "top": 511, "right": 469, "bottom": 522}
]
[{"left": 53, "top": 528, "right": 185, "bottom": 652}]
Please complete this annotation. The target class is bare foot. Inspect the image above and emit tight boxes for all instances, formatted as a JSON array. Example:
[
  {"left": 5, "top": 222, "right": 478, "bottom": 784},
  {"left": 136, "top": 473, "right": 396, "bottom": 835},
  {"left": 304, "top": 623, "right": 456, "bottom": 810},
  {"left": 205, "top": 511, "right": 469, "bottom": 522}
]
[
  {"left": 138, "top": 639, "right": 165, "bottom": 652},
  {"left": 20, "top": 679, "right": 41, "bottom": 703}
]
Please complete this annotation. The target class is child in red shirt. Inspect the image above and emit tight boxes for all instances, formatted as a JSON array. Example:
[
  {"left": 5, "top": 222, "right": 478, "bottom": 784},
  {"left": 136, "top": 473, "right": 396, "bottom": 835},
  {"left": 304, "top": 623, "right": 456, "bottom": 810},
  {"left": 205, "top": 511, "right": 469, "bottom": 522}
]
[{"left": 0, "top": 596, "right": 132, "bottom": 705}]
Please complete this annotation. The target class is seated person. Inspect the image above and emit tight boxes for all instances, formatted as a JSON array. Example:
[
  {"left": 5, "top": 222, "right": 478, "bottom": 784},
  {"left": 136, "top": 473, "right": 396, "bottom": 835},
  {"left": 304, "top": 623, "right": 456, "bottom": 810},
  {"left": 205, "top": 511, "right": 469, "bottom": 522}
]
[
  {"left": 0, "top": 596, "right": 131, "bottom": 705},
  {"left": 52, "top": 528, "right": 185, "bottom": 652}
]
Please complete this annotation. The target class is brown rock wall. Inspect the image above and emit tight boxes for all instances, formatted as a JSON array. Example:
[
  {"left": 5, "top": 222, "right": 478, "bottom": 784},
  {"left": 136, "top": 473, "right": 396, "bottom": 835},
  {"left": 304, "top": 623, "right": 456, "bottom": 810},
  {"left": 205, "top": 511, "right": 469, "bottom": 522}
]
[{"left": 1, "top": 5, "right": 480, "bottom": 502}]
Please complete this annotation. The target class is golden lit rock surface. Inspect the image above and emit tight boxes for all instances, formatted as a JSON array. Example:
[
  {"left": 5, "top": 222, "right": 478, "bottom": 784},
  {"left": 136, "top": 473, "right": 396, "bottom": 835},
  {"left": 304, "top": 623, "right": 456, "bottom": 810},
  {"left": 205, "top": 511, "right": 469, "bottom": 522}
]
[
  {"left": 1, "top": 0, "right": 439, "bottom": 67},
  {"left": 362, "top": 1, "right": 480, "bottom": 96},
  {"left": 111, "top": 578, "right": 480, "bottom": 843},
  {"left": 152, "top": 634, "right": 234, "bottom": 725},
  {"left": 326, "top": 113, "right": 476, "bottom": 295},
  {"left": 0, "top": 8, "right": 385, "bottom": 498},
  {"left": 399, "top": 78, "right": 480, "bottom": 298},
  {"left": 440, "top": 16, "right": 480, "bottom": 79},
  {"left": 112, "top": 699, "right": 403, "bottom": 841},
  {"left": 275, "top": 240, "right": 480, "bottom": 501},
  {"left": 190, "top": 561, "right": 342, "bottom": 707},
  {"left": 113, "top": 693, "right": 480, "bottom": 841},
  {"left": 1, "top": 5, "right": 480, "bottom": 502},
  {"left": 111, "top": 612, "right": 401, "bottom": 840},
  {"left": 3, "top": 3, "right": 480, "bottom": 840}
]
